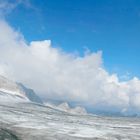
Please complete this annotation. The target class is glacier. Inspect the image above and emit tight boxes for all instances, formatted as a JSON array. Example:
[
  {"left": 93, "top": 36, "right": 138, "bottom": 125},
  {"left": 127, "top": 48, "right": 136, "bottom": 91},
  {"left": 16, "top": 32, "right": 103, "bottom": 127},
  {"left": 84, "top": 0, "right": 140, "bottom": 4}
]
[
  {"left": 0, "top": 76, "right": 140, "bottom": 139},
  {"left": 1, "top": 97, "right": 140, "bottom": 140}
]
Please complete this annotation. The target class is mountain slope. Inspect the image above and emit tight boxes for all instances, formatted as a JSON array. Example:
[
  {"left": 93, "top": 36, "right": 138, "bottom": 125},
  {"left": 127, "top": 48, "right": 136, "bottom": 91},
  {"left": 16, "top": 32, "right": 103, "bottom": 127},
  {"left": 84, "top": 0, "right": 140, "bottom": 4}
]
[
  {"left": 0, "top": 76, "right": 28, "bottom": 102},
  {"left": 0, "top": 75, "right": 44, "bottom": 104},
  {"left": 18, "top": 83, "right": 43, "bottom": 104},
  {"left": 45, "top": 102, "right": 87, "bottom": 115}
]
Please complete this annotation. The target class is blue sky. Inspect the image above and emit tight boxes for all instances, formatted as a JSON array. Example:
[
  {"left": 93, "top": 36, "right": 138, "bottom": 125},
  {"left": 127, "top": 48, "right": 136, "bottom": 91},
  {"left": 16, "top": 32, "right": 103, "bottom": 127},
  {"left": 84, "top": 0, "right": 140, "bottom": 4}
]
[{"left": 5, "top": 0, "right": 140, "bottom": 78}]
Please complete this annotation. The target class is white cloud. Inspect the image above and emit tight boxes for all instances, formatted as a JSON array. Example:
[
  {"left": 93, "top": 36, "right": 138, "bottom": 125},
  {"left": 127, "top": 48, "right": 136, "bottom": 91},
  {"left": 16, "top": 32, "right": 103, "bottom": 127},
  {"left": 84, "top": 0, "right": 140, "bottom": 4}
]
[
  {"left": 0, "top": 0, "right": 19, "bottom": 16},
  {"left": 0, "top": 0, "right": 35, "bottom": 17},
  {"left": 0, "top": 19, "right": 140, "bottom": 114}
]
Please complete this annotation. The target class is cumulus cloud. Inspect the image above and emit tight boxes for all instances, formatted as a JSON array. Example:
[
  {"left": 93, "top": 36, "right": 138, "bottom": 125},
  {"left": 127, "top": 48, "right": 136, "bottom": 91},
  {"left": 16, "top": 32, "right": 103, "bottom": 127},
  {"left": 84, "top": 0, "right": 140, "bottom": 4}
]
[{"left": 0, "top": 19, "right": 140, "bottom": 114}]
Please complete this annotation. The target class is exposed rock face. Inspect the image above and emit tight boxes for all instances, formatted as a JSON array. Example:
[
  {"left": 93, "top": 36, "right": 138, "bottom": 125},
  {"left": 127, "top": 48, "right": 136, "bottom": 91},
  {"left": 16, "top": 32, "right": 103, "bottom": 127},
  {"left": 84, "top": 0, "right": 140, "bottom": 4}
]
[
  {"left": 0, "top": 75, "right": 27, "bottom": 100},
  {"left": 58, "top": 102, "right": 70, "bottom": 112},
  {"left": 70, "top": 106, "right": 87, "bottom": 115},
  {"left": 18, "top": 83, "right": 43, "bottom": 104},
  {"left": 0, "top": 75, "right": 43, "bottom": 104},
  {"left": 46, "top": 102, "right": 87, "bottom": 115},
  {"left": 0, "top": 75, "right": 86, "bottom": 114}
]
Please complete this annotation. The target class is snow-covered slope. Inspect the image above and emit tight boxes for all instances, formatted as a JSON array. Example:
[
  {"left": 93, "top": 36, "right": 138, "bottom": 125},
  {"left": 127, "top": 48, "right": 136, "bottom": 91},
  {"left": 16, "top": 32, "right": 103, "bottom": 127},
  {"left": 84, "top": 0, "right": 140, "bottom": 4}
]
[
  {"left": 0, "top": 101, "right": 140, "bottom": 140},
  {"left": 58, "top": 102, "right": 70, "bottom": 112},
  {"left": 58, "top": 102, "right": 87, "bottom": 115},
  {"left": 0, "top": 75, "right": 28, "bottom": 102},
  {"left": 0, "top": 75, "right": 86, "bottom": 115},
  {"left": 70, "top": 106, "right": 87, "bottom": 115},
  {"left": 0, "top": 75, "right": 44, "bottom": 104},
  {"left": 45, "top": 102, "right": 87, "bottom": 115}
]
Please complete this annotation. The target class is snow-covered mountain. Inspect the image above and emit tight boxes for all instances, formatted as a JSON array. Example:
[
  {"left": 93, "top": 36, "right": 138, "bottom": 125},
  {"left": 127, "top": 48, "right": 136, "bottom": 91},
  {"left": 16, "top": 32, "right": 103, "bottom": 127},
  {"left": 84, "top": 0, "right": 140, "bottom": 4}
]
[
  {"left": 0, "top": 75, "right": 43, "bottom": 104},
  {"left": 0, "top": 75, "right": 140, "bottom": 140},
  {"left": 45, "top": 102, "right": 87, "bottom": 115},
  {"left": 18, "top": 83, "right": 43, "bottom": 104},
  {"left": 58, "top": 102, "right": 87, "bottom": 115},
  {"left": 0, "top": 75, "right": 28, "bottom": 102},
  {"left": 70, "top": 106, "right": 87, "bottom": 115},
  {"left": 57, "top": 102, "right": 70, "bottom": 111},
  {"left": 0, "top": 75, "right": 87, "bottom": 115}
]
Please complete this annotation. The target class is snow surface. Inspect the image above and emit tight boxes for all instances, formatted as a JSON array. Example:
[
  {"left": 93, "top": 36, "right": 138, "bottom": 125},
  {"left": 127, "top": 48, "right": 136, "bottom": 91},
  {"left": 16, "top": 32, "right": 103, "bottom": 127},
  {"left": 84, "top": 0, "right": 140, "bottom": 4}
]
[
  {"left": 0, "top": 76, "right": 140, "bottom": 139},
  {"left": 0, "top": 98, "right": 140, "bottom": 139},
  {"left": 0, "top": 75, "right": 28, "bottom": 100},
  {"left": 0, "top": 88, "right": 27, "bottom": 99},
  {"left": 45, "top": 102, "right": 87, "bottom": 115}
]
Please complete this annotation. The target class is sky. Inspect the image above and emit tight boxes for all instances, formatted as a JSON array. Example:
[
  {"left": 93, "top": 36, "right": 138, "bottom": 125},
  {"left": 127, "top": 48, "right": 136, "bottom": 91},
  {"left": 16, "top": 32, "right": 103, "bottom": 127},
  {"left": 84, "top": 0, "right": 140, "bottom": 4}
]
[
  {"left": 4, "top": 0, "right": 140, "bottom": 79},
  {"left": 0, "top": 0, "right": 140, "bottom": 115}
]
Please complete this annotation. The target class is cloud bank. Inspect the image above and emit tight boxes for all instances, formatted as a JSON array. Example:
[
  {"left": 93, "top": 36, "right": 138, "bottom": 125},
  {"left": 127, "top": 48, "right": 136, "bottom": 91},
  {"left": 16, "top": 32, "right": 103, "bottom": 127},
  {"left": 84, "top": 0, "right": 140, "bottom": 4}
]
[{"left": 0, "top": 19, "right": 140, "bottom": 114}]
